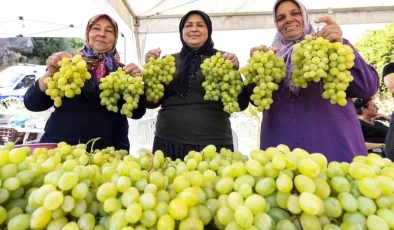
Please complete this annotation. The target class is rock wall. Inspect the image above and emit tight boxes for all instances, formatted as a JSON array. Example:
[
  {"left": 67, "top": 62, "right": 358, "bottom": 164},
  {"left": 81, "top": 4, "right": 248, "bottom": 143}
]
[{"left": 0, "top": 38, "right": 37, "bottom": 66}]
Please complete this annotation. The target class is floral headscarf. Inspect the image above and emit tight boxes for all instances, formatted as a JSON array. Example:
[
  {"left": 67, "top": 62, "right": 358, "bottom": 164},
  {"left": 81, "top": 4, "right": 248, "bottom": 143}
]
[
  {"left": 79, "top": 14, "right": 123, "bottom": 81},
  {"left": 271, "top": 0, "right": 315, "bottom": 94}
]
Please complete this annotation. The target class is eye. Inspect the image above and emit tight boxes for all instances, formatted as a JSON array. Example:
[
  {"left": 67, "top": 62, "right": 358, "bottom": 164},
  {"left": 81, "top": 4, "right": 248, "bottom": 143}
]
[
  {"left": 291, "top": 11, "right": 302, "bottom": 16},
  {"left": 276, "top": 17, "right": 284, "bottom": 22}
]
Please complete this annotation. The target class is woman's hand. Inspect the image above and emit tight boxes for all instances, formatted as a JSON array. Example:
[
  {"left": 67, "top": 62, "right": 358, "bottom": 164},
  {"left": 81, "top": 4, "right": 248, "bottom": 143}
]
[
  {"left": 314, "top": 16, "right": 343, "bottom": 43},
  {"left": 222, "top": 52, "right": 239, "bottom": 69},
  {"left": 124, "top": 63, "right": 142, "bottom": 76},
  {"left": 145, "top": 48, "right": 161, "bottom": 63},
  {"left": 249, "top": 45, "right": 270, "bottom": 57},
  {"left": 38, "top": 51, "right": 72, "bottom": 92},
  {"left": 372, "top": 114, "right": 391, "bottom": 122},
  {"left": 45, "top": 51, "right": 73, "bottom": 77}
]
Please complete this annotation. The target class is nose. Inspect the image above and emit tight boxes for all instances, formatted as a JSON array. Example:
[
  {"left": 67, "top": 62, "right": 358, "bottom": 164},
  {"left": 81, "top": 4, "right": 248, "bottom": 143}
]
[
  {"left": 98, "top": 29, "right": 106, "bottom": 37},
  {"left": 284, "top": 13, "right": 294, "bottom": 24}
]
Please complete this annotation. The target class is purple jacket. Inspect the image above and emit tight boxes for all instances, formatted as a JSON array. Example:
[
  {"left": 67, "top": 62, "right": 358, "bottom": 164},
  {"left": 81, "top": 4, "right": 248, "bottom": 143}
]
[{"left": 247, "top": 40, "right": 379, "bottom": 162}]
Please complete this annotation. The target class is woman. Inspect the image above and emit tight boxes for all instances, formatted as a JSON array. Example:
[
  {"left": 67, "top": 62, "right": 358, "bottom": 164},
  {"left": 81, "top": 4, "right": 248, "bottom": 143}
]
[
  {"left": 144, "top": 10, "right": 249, "bottom": 160},
  {"left": 248, "top": 0, "right": 379, "bottom": 162},
  {"left": 24, "top": 14, "right": 146, "bottom": 151},
  {"left": 354, "top": 98, "right": 389, "bottom": 155},
  {"left": 383, "top": 63, "right": 394, "bottom": 160}
]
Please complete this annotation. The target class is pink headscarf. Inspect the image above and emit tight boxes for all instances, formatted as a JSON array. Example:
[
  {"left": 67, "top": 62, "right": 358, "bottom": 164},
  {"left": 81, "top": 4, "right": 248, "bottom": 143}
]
[{"left": 79, "top": 14, "right": 123, "bottom": 81}]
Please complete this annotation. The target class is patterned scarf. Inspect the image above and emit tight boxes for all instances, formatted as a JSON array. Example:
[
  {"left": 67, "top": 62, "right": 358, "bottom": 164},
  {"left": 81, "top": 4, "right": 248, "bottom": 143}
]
[
  {"left": 271, "top": 0, "right": 315, "bottom": 95},
  {"left": 79, "top": 14, "right": 122, "bottom": 81},
  {"left": 177, "top": 10, "right": 218, "bottom": 98}
]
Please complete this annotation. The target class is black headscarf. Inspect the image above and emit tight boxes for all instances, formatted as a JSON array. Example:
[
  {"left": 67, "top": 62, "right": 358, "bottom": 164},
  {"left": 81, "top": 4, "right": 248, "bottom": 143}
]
[{"left": 177, "top": 10, "right": 218, "bottom": 98}]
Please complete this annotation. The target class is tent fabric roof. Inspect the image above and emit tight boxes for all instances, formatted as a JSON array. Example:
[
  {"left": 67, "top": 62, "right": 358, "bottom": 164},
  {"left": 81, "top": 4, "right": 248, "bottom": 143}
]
[
  {"left": 1, "top": 0, "right": 394, "bottom": 65},
  {"left": 127, "top": 0, "right": 394, "bottom": 16}
]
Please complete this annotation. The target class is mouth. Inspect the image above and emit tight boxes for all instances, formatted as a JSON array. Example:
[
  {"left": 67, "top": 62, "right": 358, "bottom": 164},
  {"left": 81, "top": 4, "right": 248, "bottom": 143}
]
[
  {"left": 285, "top": 25, "right": 297, "bottom": 31},
  {"left": 96, "top": 40, "right": 107, "bottom": 44}
]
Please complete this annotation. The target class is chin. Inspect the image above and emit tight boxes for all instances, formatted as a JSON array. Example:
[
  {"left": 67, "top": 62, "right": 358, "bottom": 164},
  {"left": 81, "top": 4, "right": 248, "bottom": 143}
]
[{"left": 284, "top": 32, "right": 303, "bottom": 41}]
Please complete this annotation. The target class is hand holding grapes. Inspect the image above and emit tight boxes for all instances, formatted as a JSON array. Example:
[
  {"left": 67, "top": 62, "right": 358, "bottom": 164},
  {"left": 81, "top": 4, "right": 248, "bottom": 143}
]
[
  {"left": 123, "top": 63, "right": 142, "bottom": 76},
  {"left": 249, "top": 45, "right": 270, "bottom": 57},
  {"left": 222, "top": 52, "right": 239, "bottom": 69},
  {"left": 315, "top": 16, "right": 343, "bottom": 43},
  {"left": 145, "top": 48, "right": 162, "bottom": 63},
  {"left": 38, "top": 51, "right": 73, "bottom": 92}
]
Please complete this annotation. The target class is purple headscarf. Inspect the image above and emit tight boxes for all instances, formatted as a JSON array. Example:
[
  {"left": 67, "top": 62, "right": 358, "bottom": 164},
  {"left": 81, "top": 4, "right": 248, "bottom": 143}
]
[{"left": 271, "top": 0, "right": 315, "bottom": 94}]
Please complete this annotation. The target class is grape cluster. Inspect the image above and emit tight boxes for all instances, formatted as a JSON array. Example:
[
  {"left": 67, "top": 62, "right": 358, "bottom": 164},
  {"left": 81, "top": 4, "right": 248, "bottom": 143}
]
[
  {"left": 1, "top": 137, "right": 394, "bottom": 229},
  {"left": 142, "top": 55, "right": 176, "bottom": 103},
  {"left": 99, "top": 68, "right": 144, "bottom": 117},
  {"left": 44, "top": 54, "right": 91, "bottom": 107},
  {"left": 240, "top": 50, "right": 286, "bottom": 112},
  {"left": 292, "top": 35, "right": 355, "bottom": 106},
  {"left": 200, "top": 52, "right": 244, "bottom": 113}
]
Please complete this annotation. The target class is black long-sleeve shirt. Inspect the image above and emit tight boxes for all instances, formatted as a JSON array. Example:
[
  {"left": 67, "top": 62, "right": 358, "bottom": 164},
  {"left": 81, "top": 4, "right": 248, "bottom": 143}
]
[
  {"left": 146, "top": 52, "right": 249, "bottom": 145},
  {"left": 24, "top": 77, "right": 146, "bottom": 151}
]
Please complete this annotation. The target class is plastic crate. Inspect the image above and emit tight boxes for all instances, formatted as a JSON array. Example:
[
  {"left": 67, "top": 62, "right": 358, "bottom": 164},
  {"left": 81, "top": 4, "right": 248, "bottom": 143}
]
[
  {"left": 15, "top": 143, "right": 57, "bottom": 152},
  {"left": 0, "top": 127, "right": 24, "bottom": 145}
]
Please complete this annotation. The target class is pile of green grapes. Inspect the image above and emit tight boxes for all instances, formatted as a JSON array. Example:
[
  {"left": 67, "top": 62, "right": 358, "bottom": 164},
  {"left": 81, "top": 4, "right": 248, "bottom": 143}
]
[
  {"left": 201, "top": 52, "right": 244, "bottom": 113},
  {"left": 142, "top": 55, "right": 176, "bottom": 103},
  {"left": 99, "top": 68, "right": 144, "bottom": 117},
  {"left": 44, "top": 54, "right": 91, "bottom": 107},
  {"left": 292, "top": 35, "right": 356, "bottom": 106},
  {"left": 240, "top": 50, "right": 286, "bottom": 112},
  {"left": 0, "top": 138, "right": 393, "bottom": 230}
]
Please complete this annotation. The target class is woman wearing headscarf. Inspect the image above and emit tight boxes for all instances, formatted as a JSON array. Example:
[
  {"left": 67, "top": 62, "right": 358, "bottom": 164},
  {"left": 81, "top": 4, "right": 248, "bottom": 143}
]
[
  {"left": 144, "top": 10, "right": 249, "bottom": 160},
  {"left": 248, "top": 0, "right": 379, "bottom": 162},
  {"left": 24, "top": 14, "right": 146, "bottom": 151}
]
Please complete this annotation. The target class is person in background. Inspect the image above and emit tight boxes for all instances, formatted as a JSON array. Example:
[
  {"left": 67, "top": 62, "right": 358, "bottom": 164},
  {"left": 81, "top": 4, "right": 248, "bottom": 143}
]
[
  {"left": 383, "top": 62, "right": 394, "bottom": 160},
  {"left": 247, "top": 0, "right": 379, "bottom": 162},
  {"left": 24, "top": 14, "right": 146, "bottom": 151},
  {"left": 354, "top": 98, "right": 390, "bottom": 156},
  {"left": 144, "top": 10, "right": 249, "bottom": 160}
]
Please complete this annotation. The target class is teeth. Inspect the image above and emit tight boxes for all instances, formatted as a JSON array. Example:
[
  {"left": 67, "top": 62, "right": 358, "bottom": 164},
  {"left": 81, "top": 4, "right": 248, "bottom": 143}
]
[{"left": 286, "top": 25, "right": 296, "bottom": 30}]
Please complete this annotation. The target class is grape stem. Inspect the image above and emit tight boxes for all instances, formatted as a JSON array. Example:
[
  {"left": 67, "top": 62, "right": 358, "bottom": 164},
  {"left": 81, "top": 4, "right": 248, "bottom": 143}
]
[{"left": 90, "top": 137, "right": 101, "bottom": 154}]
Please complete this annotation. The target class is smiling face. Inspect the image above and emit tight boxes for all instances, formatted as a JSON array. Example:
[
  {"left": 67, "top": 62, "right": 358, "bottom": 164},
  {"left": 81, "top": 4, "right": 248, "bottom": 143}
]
[
  {"left": 88, "top": 18, "right": 116, "bottom": 53},
  {"left": 275, "top": 1, "right": 304, "bottom": 41},
  {"left": 182, "top": 14, "right": 209, "bottom": 50}
]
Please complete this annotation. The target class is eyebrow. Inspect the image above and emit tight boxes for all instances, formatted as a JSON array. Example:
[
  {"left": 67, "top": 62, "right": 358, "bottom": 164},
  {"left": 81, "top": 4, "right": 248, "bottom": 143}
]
[
  {"left": 276, "top": 9, "right": 301, "bottom": 18},
  {"left": 185, "top": 20, "right": 205, "bottom": 24},
  {"left": 92, "top": 23, "right": 114, "bottom": 29}
]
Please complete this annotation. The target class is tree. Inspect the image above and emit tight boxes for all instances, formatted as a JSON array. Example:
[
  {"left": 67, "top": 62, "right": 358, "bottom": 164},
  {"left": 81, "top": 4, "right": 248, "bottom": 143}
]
[
  {"left": 30, "top": 37, "right": 84, "bottom": 64},
  {"left": 355, "top": 24, "right": 394, "bottom": 93}
]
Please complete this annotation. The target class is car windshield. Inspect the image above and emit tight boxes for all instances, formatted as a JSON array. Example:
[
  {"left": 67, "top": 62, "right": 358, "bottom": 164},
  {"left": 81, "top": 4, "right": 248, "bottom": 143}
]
[{"left": 0, "top": 72, "right": 23, "bottom": 88}]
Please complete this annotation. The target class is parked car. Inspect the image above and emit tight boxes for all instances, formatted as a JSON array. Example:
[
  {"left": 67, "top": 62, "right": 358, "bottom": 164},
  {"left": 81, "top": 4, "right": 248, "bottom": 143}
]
[{"left": 0, "top": 64, "right": 46, "bottom": 101}]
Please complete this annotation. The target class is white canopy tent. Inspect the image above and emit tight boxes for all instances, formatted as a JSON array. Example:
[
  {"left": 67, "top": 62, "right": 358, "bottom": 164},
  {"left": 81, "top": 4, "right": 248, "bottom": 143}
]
[{"left": 1, "top": 0, "right": 394, "bottom": 65}]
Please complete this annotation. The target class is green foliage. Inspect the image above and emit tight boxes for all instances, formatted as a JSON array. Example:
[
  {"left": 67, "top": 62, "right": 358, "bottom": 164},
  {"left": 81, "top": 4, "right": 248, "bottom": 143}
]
[
  {"left": 355, "top": 23, "right": 394, "bottom": 93},
  {"left": 30, "top": 37, "right": 84, "bottom": 64}
]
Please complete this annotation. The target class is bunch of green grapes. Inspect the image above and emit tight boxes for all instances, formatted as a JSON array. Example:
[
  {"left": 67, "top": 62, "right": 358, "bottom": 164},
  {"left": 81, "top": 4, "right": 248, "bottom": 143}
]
[
  {"left": 99, "top": 68, "right": 144, "bottom": 116},
  {"left": 142, "top": 55, "right": 176, "bottom": 103},
  {"left": 3, "top": 132, "right": 394, "bottom": 230},
  {"left": 240, "top": 50, "right": 286, "bottom": 112},
  {"left": 120, "top": 74, "right": 144, "bottom": 118},
  {"left": 44, "top": 54, "right": 91, "bottom": 107},
  {"left": 292, "top": 34, "right": 355, "bottom": 106},
  {"left": 200, "top": 52, "right": 244, "bottom": 113}
]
